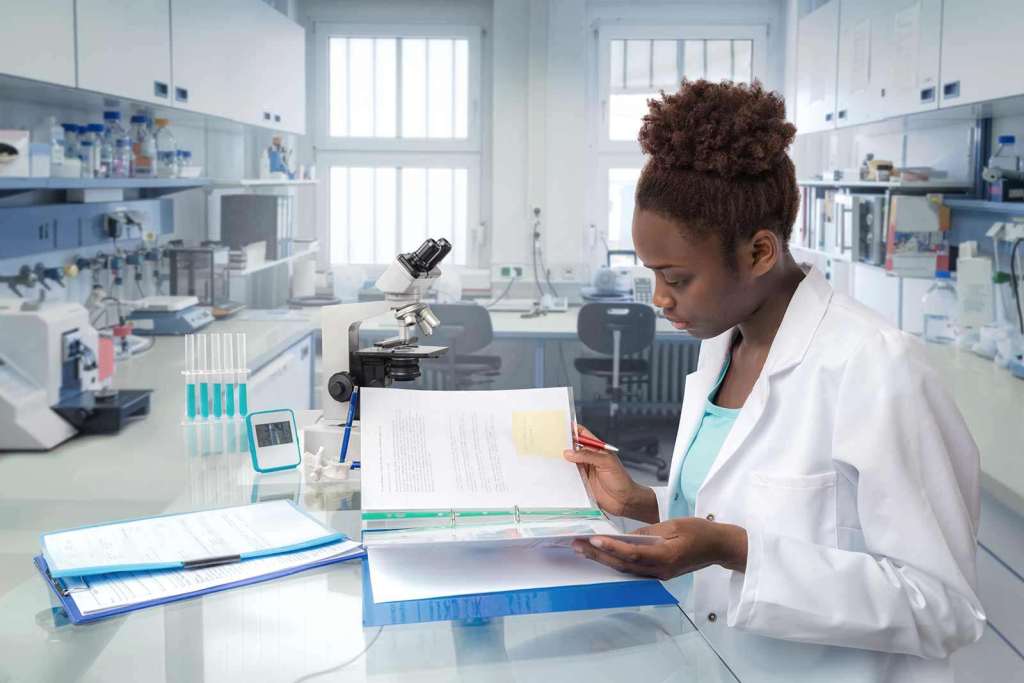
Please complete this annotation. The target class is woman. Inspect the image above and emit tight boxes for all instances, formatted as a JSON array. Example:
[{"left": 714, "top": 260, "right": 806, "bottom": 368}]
[{"left": 564, "top": 80, "right": 985, "bottom": 682}]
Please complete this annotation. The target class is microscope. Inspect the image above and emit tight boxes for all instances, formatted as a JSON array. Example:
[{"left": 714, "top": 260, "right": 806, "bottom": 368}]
[{"left": 303, "top": 238, "right": 453, "bottom": 459}]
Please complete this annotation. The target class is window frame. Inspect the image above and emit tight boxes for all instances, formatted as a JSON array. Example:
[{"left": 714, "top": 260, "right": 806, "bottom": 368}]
[
  {"left": 589, "top": 24, "right": 768, "bottom": 252},
  {"left": 594, "top": 24, "right": 768, "bottom": 154},
  {"left": 314, "top": 22, "right": 483, "bottom": 153},
  {"left": 316, "top": 151, "right": 481, "bottom": 268}
]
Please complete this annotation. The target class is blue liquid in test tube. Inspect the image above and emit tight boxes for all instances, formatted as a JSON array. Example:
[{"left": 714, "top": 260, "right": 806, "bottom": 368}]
[
  {"left": 213, "top": 383, "right": 222, "bottom": 418},
  {"left": 187, "top": 383, "right": 197, "bottom": 420},
  {"left": 226, "top": 383, "right": 235, "bottom": 417},
  {"left": 238, "top": 382, "right": 248, "bottom": 417},
  {"left": 200, "top": 382, "right": 210, "bottom": 419}
]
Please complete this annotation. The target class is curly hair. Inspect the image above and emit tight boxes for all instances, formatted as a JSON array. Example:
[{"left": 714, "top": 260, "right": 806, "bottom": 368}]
[{"left": 635, "top": 79, "right": 799, "bottom": 265}]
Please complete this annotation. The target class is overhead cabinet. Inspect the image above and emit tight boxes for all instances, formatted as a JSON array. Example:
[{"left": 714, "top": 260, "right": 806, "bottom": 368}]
[
  {"left": 939, "top": 0, "right": 1024, "bottom": 108},
  {"left": 0, "top": 0, "right": 76, "bottom": 86},
  {"left": 0, "top": 0, "right": 305, "bottom": 135},
  {"left": 795, "top": 1, "right": 839, "bottom": 134},
  {"left": 77, "top": 0, "right": 173, "bottom": 106}
]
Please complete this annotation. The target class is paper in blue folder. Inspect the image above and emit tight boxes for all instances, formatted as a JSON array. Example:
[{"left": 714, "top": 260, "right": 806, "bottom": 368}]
[
  {"left": 41, "top": 500, "right": 342, "bottom": 578},
  {"left": 361, "top": 561, "right": 676, "bottom": 627},
  {"left": 35, "top": 540, "right": 365, "bottom": 625}
]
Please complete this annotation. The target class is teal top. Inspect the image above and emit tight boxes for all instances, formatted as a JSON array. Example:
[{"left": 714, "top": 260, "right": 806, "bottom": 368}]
[{"left": 670, "top": 356, "right": 740, "bottom": 519}]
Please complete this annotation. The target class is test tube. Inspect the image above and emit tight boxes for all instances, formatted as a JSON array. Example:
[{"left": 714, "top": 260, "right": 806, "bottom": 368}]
[
  {"left": 199, "top": 334, "right": 210, "bottom": 420},
  {"left": 212, "top": 334, "right": 223, "bottom": 419},
  {"left": 184, "top": 334, "right": 197, "bottom": 420},
  {"left": 237, "top": 333, "right": 249, "bottom": 417},
  {"left": 225, "top": 333, "right": 236, "bottom": 418}
]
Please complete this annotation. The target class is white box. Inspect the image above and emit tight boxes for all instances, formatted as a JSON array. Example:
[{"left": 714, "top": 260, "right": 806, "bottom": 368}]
[{"left": 0, "top": 130, "right": 30, "bottom": 177}]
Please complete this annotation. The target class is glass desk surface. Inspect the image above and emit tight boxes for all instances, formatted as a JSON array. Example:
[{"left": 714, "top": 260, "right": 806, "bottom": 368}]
[{"left": 0, "top": 422, "right": 737, "bottom": 683}]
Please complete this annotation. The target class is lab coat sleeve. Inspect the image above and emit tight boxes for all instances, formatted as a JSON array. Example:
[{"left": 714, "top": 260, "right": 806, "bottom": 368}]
[
  {"left": 654, "top": 485, "right": 671, "bottom": 522},
  {"left": 726, "top": 329, "right": 986, "bottom": 658}
]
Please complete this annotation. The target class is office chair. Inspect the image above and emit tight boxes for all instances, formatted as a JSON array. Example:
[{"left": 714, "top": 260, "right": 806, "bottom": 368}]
[
  {"left": 426, "top": 303, "right": 502, "bottom": 389},
  {"left": 575, "top": 303, "right": 668, "bottom": 481}
]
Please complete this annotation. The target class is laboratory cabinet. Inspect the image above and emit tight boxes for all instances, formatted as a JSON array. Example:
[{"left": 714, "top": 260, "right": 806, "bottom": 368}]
[
  {"left": 834, "top": 0, "right": 942, "bottom": 127},
  {"left": 794, "top": 0, "right": 839, "bottom": 134},
  {"left": 852, "top": 262, "right": 901, "bottom": 328},
  {"left": 247, "top": 335, "right": 314, "bottom": 414},
  {"left": 76, "top": 0, "right": 173, "bottom": 106},
  {"left": 241, "top": 0, "right": 307, "bottom": 134},
  {"left": 0, "top": 0, "right": 76, "bottom": 87},
  {"left": 939, "top": 0, "right": 1024, "bottom": 108}
]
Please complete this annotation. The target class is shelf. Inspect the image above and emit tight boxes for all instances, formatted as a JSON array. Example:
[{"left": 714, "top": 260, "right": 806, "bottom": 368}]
[
  {"left": 209, "top": 178, "right": 318, "bottom": 188},
  {"left": 942, "top": 198, "right": 1024, "bottom": 216},
  {"left": 228, "top": 248, "right": 318, "bottom": 275},
  {"left": 0, "top": 176, "right": 211, "bottom": 199},
  {"left": 798, "top": 178, "right": 973, "bottom": 191}
]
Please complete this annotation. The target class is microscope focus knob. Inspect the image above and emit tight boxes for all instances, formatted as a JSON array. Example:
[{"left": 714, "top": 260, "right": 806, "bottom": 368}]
[{"left": 327, "top": 371, "right": 356, "bottom": 403}]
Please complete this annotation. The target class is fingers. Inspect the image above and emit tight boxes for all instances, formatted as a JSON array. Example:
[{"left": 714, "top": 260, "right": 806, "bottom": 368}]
[
  {"left": 571, "top": 539, "right": 662, "bottom": 578},
  {"left": 575, "top": 424, "right": 597, "bottom": 440},
  {"left": 562, "top": 446, "right": 617, "bottom": 468}
]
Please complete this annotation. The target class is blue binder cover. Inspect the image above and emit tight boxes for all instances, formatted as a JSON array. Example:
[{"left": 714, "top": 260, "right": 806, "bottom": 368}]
[
  {"left": 34, "top": 545, "right": 367, "bottom": 625},
  {"left": 361, "top": 562, "right": 677, "bottom": 627}
]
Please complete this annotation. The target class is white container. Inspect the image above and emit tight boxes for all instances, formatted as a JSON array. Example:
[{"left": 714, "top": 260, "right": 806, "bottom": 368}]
[
  {"left": 0, "top": 130, "right": 31, "bottom": 177},
  {"left": 154, "top": 118, "right": 178, "bottom": 178},
  {"left": 922, "top": 272, "right": 958, "bottom": 344},
  {"left": 29, "top": 143, "right": 51, "bottom": 177}
]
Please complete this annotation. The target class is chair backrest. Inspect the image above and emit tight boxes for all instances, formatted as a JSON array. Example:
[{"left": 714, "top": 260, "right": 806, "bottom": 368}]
[
  {"left": 427, "top": 303, "right": 495, "bottom": 354},
  {"left": 576, "top": 303, "right": 655, "bottom": 356}
]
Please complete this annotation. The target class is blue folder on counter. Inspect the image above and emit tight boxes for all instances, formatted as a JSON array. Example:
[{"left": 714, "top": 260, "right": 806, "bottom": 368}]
[
  {"left": 35, "top": 542, "right": 366, "bottom": 625},
  {"left": 361, "top": 562, "right": 677, "bottom": 627}
]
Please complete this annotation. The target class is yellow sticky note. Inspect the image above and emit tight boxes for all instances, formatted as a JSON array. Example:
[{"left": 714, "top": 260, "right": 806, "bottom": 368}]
[{"left": 511, "top": 410, "right": 568, "bottom": 458}]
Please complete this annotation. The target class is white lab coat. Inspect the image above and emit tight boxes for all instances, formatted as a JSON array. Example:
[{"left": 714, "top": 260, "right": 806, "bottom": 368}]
[{"left": 654, "top": 266, "right": 986, "bottom": 683}]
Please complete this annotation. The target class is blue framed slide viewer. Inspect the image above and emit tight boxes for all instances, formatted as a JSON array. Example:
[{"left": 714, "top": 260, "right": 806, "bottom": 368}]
[{"left": 246, "top": 408, "right": 302, "bottom": 473}]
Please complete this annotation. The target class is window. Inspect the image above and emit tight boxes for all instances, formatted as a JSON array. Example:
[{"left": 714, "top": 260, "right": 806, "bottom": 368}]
[
  {"left": 315, "top": 25, "right": 482, "bottom": 266},
  {"left": 591, "top": 26, "right": 766, "bottom": 251}
]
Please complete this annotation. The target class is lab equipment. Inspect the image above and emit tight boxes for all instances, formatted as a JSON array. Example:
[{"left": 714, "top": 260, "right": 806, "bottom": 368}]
[
  {"left": 220, "top": 194, "right": 295, "bottom": 261},
  {"left": 167, "top": 246, "right": 243, "bottom": 318},
  {"left": 211, "top": 333, "right": 223, "bottom": 419},
  {"left": 582, "top": 266, "right": 633, "bottom": 302},
  {"left": 184, "top": 334, "right": 197, "bottom": 420},
  {"left": 154, "top": 118, "right": 177, "bottom": 178},
  {"left": 955, "top": 242, "right": 995, "bottom": 329},
  {"left": 33, "top": 115, "right": 63, "bottom": 173},
  {"left": 111, "top": 137, "right": 132, "bottom": 178},
  {"left": 0, "top": 129, "right": 30, "bottom": 177},
  {"left": 922, "top": 272, "right": 958, "bottom": 344},
  {"left": 0, "top": 301, "right": 151, "bottom": 450},
  {"left": 246, "top": 409, "right": 302, "bottom": 473},
  {"left": 302, "top": 238, "right": 452, "bottom": 458},
  {"left": 198, "top": 334, "right": 210, "bottom": 420},
  {"left": 129, "top": 115, "right": 154, "bottom": 177},
  {"left": 885, "top": 195, "right": 950, "bottom": 278},
  {"left": 237, "top": 332, "right": 249, "bottom": 417},
  {"left": 126, "top": 295, "right": 214, "bottom": 335},
  {"left": 61, "top": 123, "right": 78, "bottom": 162},
  {"left": 225, "top": 333, "right": 235, "bottom": 417}
]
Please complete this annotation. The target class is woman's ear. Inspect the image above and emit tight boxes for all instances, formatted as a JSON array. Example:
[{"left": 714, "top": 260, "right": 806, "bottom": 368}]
[{"left": 748, "top": 228, "right": 781, "bottom": 276}]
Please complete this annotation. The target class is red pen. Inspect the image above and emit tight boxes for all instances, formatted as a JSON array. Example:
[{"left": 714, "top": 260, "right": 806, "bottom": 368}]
[{"left": 574, "top": 432, "right": 620, "bottom": 454}]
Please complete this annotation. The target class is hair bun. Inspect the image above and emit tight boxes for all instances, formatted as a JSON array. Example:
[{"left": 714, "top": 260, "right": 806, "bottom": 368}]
[{"left": 638, "top": 80, "right": 796, "bottom": 179}]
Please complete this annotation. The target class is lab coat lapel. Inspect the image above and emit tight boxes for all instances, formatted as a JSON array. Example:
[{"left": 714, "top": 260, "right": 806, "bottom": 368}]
[
  {"left": 700, "top": 267, "right": 834, "bottom": 491},
  {"left": 666, "top": 332, "right": 732, "bottom": 493}
]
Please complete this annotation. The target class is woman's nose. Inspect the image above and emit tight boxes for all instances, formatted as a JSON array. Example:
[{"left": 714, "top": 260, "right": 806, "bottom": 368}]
[{"left": 652, "top": 281, "right": 674, "bottom": 310}]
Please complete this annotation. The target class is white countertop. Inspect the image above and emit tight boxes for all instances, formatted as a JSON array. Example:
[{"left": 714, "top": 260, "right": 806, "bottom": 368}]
[{"left": 921, "top": 344, "right": 1024, "bottom": 513}]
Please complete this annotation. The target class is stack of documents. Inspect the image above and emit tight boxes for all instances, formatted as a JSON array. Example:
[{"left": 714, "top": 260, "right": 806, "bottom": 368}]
[
  {"left": 35, "top": 500, "right": 364, "bottom": 624},
  {"left": 357, "top": 387, "right": 676, "bottom": 624}
]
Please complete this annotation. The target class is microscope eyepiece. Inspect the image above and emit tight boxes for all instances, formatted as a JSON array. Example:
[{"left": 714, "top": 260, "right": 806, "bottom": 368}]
[{"left": 399, "top": 237, "right": 453, "bottom": 276}]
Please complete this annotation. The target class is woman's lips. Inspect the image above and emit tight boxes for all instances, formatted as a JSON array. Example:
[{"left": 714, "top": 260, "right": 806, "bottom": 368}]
[{"left": 664, "top": 315, "right": 690, "bottom": 330}]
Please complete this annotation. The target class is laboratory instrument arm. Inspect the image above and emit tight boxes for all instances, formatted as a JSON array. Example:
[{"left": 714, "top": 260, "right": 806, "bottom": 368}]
[{"left": 725, "top": 330, "right": 985, "bottom": 658}]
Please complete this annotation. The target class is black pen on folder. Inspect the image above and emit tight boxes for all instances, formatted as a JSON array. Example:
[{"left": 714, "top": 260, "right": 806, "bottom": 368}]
[{"left": 183, "top": 554, "right": 242, "bottom": 570}]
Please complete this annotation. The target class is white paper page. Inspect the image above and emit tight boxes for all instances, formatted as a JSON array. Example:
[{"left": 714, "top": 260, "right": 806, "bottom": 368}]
[
  {"left": 68, "top": 540, "right": 363, "bottom": 615},
  {"left": 361, "top": 387, "right": 591, "bottom": 512},
  {"left": 368, "top": 544, "right": 635, "bottom": 603},
  {"left": 44, "top": 500, "right": 337, "bottom": 576},
  {"left": 362, "top": 519, "right": 662, "bottom": 549}
]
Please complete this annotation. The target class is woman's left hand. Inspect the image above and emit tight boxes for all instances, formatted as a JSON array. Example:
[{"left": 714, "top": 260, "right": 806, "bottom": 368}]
[{"left": 572, "top": 518, "right": 748, "bottom": 580}]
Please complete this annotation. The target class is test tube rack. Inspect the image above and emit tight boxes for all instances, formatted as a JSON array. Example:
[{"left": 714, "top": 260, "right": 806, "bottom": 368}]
[{"left": 183, "top": 332, "right": 249, "bottom": 424}]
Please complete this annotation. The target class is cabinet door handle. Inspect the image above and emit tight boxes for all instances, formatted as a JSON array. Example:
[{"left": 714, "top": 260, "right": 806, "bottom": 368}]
[
  {"left": 175, "top": 87, "right": 189, "bottom": 103},
  {"left": 837, "top": 109, "right": 847, "bottom": 120},
  {"left": 154, "top": 81, "right": 169, "bottom": 98},
  {"left": 825, "top": 112, "right": 834, "bottom": 122},
  {"left": 263, "top": 112, "right": 272, "bottom": 121},
  {"left": 274, "top": 114, "right": 281, "bottom": 123},
  {"left": 943, "top": 81, "right": 960, "bottom": 100},
  {"left": 920, "top": 87, "right": 935, "bottom": 103}
]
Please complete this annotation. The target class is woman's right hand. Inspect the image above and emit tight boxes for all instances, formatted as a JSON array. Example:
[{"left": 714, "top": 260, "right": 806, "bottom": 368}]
[{"left": 563, "top": 425, "right": 659, "bottom": 524}]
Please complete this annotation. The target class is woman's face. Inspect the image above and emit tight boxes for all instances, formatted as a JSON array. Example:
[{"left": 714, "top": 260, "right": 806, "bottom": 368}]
[{"left": 632, "top": 209, "right": 761, "bottom": 340}]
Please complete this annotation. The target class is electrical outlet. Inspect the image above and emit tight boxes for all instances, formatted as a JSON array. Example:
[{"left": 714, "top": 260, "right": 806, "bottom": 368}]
[
  {"left": 1004, "top": 222, "right": 1024, "bottom": 241},
  {"left": 497, "top": 265, "right": 525, "bottom": 279},
  {"left": 558, "top": 265, "right": 578, "bottom": 281}
]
